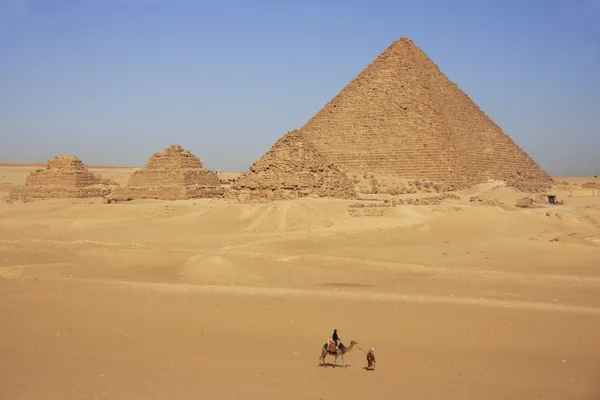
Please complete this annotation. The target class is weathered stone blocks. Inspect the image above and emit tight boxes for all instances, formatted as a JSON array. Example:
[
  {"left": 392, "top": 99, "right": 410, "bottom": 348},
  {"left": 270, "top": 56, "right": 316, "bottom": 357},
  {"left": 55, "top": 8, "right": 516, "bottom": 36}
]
[
  {"left": 108, "top": 145, "right": 223, "bottom": 201},
  {"left": 232, "top": 37, "right": 552, "bottom": 200},
  {"left": 231, "top": 130, "right": 356, "bottom": 201},
  {"left": 6, "top": 156, "right": 118, "bottom": 202}
]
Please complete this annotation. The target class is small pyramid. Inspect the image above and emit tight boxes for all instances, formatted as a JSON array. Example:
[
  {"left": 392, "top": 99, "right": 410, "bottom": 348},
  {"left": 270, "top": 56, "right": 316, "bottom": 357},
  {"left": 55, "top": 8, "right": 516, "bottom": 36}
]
[
  {"left": 233, "top": 37, "right": 552, "bottom": 200},
  {"left": 6, "top": 156, "right": 118, "bottom": 202},
  {"left": 109, "top": 145, "right": 223, "bottom": 201},
  {"left": 233, "top": 130, "right": 356, "bottom": 201}
]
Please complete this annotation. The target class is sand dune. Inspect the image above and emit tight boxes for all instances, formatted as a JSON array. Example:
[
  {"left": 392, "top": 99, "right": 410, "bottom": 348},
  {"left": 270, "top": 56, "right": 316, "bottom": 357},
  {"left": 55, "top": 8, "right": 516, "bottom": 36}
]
[{"left": 1, "top": 165, "right": 600, "bottom": 399}]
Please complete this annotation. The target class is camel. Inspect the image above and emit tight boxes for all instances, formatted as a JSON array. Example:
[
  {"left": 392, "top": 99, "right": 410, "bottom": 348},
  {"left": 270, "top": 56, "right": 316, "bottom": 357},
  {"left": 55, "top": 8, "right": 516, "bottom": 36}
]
[{"left": 319, "top": 340, "right": 357, "bottom": 368}]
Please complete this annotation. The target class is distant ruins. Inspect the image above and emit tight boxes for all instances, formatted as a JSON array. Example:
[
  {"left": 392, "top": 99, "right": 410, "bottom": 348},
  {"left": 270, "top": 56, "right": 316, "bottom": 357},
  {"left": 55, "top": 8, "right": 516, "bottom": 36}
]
[
  {"left": 232, "top": 37, "right": 552, "bottom": 200},
  {"left": 6, "top": 156, "right": 118, "bottom": 202},
  {"left": 108, "top": 144, "right": 223, "bottom": 201}
]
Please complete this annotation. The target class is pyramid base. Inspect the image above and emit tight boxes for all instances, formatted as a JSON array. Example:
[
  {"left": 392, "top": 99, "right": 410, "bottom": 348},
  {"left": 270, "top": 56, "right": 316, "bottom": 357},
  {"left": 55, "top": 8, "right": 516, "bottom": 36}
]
[
  {"left": 505, "top": 176, "right": 553, "bottom": 193},
  {"left": 107, "top": 185, "right": 225, "bottom": 202},
  {"left": 5, "top": 185, "right": 117, "bottom": 203},
  {"left": 347, "top": 172, "right": 553, "bottom": 196},
  {"left": 227, "top": 187, "right": 356, "bottom": 202}
]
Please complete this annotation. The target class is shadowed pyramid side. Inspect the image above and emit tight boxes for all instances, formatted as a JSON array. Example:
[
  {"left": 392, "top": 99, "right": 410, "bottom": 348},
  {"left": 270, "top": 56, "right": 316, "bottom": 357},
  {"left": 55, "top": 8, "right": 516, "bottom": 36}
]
[{"left": 231, "top": 130, "right": 356, "bottom": 201}]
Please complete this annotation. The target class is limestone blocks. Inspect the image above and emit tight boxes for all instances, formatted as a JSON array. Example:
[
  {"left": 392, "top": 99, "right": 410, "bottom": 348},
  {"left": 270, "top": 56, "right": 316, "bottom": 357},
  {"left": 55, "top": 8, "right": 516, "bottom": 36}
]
[
  {"left": 6, "top": 156, "right": 118, "bottom": 202},
  {"left": 231, "top": 37, "right": 552, "bottom": 200},
  {"left": 107, "top": 145, "right": 223, "bottom": 201}
]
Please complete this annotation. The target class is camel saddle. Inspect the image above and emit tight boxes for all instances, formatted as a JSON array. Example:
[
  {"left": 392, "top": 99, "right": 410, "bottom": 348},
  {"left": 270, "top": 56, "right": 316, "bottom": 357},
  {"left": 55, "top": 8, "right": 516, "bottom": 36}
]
[{"left": 325, "top": 341, "right": 340, "bottom": 354}]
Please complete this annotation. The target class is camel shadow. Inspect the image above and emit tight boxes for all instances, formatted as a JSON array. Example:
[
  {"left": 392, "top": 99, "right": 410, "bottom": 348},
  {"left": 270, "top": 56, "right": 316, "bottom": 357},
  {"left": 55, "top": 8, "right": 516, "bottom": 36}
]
[{"left": 317, "top": 362, "right": 353, "bottom": 368}]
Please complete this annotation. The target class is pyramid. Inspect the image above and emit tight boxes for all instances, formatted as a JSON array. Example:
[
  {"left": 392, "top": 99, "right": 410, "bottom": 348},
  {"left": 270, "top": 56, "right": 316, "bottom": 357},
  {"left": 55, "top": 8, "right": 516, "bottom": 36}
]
[
  {"left": 233, "top": 37, "right": 552, "bottom": 200},
  {"left": 108, "top": 144, "right": 223, "bottom": 201},
  {"left": 231, "top": 130, "right": 356, "bottom": 201},
  {"left": 6, "top": 156, "right": 118, "bottom": 202}
]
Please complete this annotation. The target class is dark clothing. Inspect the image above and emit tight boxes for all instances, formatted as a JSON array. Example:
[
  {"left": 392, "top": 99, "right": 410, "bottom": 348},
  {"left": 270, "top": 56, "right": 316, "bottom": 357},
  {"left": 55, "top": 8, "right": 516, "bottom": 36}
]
[{"left": 332, "top": 331, "right": 339, "bottom": 344}]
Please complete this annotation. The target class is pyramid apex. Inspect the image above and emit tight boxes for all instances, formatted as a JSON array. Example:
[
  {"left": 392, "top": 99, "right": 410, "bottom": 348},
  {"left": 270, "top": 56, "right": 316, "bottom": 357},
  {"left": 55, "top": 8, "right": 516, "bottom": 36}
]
[
  {"left": 397, "top": 37, "right": 415, "bottom": 44},
  {"left": 371, "top": 37, "right": 421, "bottom": 60},
  {"left": 386, "top": 37, "right": 418, "bottom": 51},
  {"left": 165, "top": 144, "right": 186, "bottom": 152}
]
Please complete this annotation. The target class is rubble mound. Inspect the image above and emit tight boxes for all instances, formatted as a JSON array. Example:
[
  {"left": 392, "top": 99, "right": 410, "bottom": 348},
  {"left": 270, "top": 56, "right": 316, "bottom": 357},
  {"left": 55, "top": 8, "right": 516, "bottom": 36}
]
[
  {"left": 231, "top": 37, "right": 552, "bottom": 201},
  {"left": 231, "top": 130, "right": 356, "bottom": 201},
  {"left": 108, "top": 145, "right": 223, "bottom": 201},
  {"left": 6, "top": 156, "right": 118, "bottom": 202}
]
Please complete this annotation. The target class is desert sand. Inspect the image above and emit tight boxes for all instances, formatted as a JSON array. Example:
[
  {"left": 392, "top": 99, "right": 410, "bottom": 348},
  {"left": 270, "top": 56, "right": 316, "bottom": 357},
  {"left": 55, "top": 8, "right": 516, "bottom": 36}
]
[{"left": 1, "top": 164, "right": 600, "bottom": 399}]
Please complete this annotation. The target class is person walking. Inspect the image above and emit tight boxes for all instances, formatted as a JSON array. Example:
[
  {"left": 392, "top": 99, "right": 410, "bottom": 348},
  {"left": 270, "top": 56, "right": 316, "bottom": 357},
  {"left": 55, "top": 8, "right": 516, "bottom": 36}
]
[{"left": 366, "top": 347, "right": 376, "bottom": 369}]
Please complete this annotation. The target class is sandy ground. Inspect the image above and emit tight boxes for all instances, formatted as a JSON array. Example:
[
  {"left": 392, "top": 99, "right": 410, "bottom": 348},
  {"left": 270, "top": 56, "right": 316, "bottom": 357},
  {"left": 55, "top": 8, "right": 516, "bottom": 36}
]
[{"left": 1, "top": 165, "right": 600, "bottom": 399}]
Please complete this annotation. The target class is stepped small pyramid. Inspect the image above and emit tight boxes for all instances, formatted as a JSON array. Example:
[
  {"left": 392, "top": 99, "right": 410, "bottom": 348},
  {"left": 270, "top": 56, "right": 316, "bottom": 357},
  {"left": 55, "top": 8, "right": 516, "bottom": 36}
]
[
  {"left": 109, "top": 145, "right": 223, "bottom": 201},
  {"left": 233, "top": 37, "right": 552, "bottom": 200},
  {"left": 7, "top": 156, "right": 118, "bottom": 202}
]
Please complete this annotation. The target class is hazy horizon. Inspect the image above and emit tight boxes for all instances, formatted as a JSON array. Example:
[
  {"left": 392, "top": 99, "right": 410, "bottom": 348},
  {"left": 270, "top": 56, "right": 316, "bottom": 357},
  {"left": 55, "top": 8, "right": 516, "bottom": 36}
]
[{"left": 1, "top": 0, "right": 599, "bottom": 176}]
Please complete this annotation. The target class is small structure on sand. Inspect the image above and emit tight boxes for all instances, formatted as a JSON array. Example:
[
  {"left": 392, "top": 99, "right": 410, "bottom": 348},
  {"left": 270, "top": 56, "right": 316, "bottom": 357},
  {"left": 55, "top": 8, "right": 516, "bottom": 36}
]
[
  {"left": 6, "top": 156, "right": 118, "bottom": 202},
  {"left": 107, "top": 144, "right": 223, "bottom": 202}
]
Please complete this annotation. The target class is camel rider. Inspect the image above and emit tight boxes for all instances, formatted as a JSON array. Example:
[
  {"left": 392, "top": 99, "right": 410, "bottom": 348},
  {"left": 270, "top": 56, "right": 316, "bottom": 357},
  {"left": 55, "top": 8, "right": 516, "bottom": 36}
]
[
  {"left": 332, "top": 329, "right": 340, "bottom": 346},
  {"left": 325, "top": 329, "right": 341, "bottom": 353}
]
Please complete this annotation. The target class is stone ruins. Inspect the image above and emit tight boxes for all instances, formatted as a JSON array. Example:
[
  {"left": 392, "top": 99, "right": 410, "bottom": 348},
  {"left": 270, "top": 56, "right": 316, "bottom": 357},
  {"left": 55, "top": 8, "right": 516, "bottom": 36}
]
[
  {"left": 108, "top": 144, "right": 223, "bottom": 201},
  {"left": 232, "top": 130, "right": 356, "bottom": 201},
  {"left": 6, "top": 156, "right": 118, "bottom": 202},
  {"left": 232, "top": 37, "right": 552, "bottom": 200}
]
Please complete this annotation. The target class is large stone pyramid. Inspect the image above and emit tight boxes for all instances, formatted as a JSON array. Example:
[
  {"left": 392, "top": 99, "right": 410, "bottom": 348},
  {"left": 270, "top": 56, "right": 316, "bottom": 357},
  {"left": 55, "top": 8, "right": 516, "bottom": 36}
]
[
  {"left": 7, "top": 156, "right": 118, "bottom": 202},
  {"left": 108, "top": 144, "right": 223, "bottom": 201},
  {"left": 233, "top": 37, "right": 552, "bottom": 200}
]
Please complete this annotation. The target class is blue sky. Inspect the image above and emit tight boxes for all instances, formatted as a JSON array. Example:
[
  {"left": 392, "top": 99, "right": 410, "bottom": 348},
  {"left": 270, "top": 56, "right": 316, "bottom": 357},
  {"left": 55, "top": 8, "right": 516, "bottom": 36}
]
[{"left": 0, "top": 0, "right": 598, "bottom": 175}]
